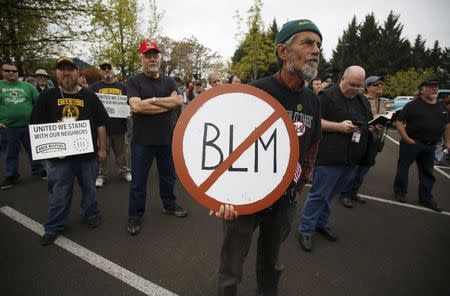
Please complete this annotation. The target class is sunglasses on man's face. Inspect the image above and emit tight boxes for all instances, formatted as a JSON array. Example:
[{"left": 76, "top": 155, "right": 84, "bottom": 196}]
[
  {"left": 370, "top": 82, "right": 384, "bottom": 87},
  {"left": 2, "top": 69, "right": 18, "bottom": 73},
  {"left": 100, "top": 65, "right": 112, "bottom": 71}
]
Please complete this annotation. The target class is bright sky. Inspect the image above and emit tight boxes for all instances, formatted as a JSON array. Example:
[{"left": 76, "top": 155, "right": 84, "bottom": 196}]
[{"left": 143, "top": 0, "right": 449, "bottom": 62}]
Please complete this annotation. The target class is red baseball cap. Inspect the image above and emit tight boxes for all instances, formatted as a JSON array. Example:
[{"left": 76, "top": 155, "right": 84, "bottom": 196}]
[{"left": 139, "top": 40, "right": 160, "bottom": 54}]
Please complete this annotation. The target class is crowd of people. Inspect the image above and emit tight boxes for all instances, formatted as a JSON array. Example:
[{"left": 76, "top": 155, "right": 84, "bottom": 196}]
[{"left": 1, "top": 18, "right": 449, "bottom": 296}]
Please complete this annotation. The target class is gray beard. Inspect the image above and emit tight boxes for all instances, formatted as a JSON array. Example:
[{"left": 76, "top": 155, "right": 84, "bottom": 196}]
[
  {"left": 146, "top": 66, "right": 159, "bottom": 73},
  {"left": 287, "top": 60, "right": 318, "bottom": 81},
  {"left": 59, "top": 78, "right": 78, "bottom": 91}
]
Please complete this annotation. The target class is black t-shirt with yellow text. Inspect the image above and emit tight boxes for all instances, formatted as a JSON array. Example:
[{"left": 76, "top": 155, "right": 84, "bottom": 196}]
[
  {"left": 30, "top": 87, "right": 109, "bottom": 159},
  {"left": 90, "top": 80, "right": 128, "bottom": 134}
]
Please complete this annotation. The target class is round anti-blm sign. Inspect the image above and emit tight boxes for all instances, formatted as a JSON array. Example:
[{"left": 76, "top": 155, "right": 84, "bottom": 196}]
[{"left": 172, "top": 84, "right": 299, "bottom": 215}]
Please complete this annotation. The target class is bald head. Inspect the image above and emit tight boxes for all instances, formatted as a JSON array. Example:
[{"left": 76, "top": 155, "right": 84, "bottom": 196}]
[
  {"left": 340, "top": 65, "right": 366, "bottom": 99},
  {"left": 342, "top": 65, "right": 365, "bottom": 79}
]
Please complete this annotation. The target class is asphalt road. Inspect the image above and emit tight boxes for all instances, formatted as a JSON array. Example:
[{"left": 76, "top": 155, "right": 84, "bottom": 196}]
[{"left": 1, "top": 129, "right": 449, "bottom": 296}]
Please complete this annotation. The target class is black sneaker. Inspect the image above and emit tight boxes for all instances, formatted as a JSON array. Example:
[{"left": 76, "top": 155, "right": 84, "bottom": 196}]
[
  {"left": 394, "top": 193, "right": 407, "bottom": 203},
  {"left": 298, "top": 233, "right": 313, "bottom": 252},
  {"left": 1, "top": 177, "right": 16, "bottom": 190},
  {"left": 86, "top": 215, "right": 101, "bottom": 228},
  {"left": 127, "top": 218, "right": 141, "bottom": 235},
  {"left": 163, "top": 205, "right": 188, "bottom": 217},
  {"left": 419, "top": 201, "right": 442, "bottom": 213},
  {"left": 340, "top": 196, "right": 353, "bottom": 208},
  {"left": 316, "top": 226, "right": 338, "bottom": 241},
  {"left": 41, "top": 233, "right": 58, "bottom": 246}
]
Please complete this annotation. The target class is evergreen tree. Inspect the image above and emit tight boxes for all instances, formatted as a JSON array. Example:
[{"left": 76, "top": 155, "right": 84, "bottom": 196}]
[
  {"left": 357, "top": 13, "right": 381, "bottom": 75},
  {"left": 411, "top": 34, "right": 428, "bottom": 69},
  {"left": 440, "top": 47, "right": 450, "bottom": 87},
  {"left": 317, "top": 50, "right": 330, "bottom": 80},
  {"left": 428, "top": 40, "right": 443, "bottom": 70},
  {"left": 268, "top": 19, "right": 279, "bottom": 42},
  {"left": 377, "top": 11, "right": 411, "bottom": 74},
  {"left": 263, "top": 19, "right": 279, "bottom": 77},
  {"left": 330, "top": 16, "right": 361, "bottom": 79},
  {"left": 230, "top": 0, "right": 275, "bottom": 81}
]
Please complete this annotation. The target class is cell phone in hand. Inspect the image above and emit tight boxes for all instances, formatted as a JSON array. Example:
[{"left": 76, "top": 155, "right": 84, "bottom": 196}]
[{"left": 352, "top": 120, "right": 364, "bottom": 127}]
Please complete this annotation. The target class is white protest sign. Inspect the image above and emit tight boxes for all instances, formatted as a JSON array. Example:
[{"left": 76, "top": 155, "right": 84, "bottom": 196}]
[
  {"left": 29, "top": 120, "right": 94, "bottom": 160},
  {"left": 96, "top": 93, "right": 130, "bottom": 118},
  {"left": 173, "top": 84, "right": 299, "bottom": 215}
]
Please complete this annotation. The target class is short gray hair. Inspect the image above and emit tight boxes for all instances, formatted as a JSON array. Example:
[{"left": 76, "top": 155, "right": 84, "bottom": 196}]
[{"left": 276, "top": 34, "right": 297, "bottom": 68}]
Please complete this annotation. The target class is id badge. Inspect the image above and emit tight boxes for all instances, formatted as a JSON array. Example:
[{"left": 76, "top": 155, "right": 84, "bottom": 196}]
[{"left": 352, "top": 131, "right": 361, "bottom": 143}]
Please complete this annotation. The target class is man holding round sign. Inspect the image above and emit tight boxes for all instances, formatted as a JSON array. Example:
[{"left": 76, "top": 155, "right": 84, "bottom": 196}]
[{"left": 173, "top": 19, "right": 323, "bottom": 296}]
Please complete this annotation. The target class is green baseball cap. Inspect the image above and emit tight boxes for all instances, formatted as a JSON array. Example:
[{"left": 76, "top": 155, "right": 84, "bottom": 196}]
[{"left": 275, "top": 19, "right": 322, "bottom": 44}]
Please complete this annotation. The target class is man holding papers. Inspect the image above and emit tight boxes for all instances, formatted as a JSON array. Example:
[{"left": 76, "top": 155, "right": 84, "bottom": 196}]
[
  {"left": 30, "top": 56, "right": 109, "bottom": 246},
  {"left": 90, "top": 60, "right": 131, "bottom": 188}
]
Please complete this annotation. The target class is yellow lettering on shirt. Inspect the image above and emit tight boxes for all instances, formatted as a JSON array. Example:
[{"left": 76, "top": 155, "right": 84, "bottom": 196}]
[{"left": 98, "top": 88, "right": 122, "bottom": 95}]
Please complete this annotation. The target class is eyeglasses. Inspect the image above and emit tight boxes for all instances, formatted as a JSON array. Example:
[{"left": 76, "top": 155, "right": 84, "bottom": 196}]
[
  {"left": 100, "top": 65, "right": 112, "bottom": 71},
  {"left": 370, "top": 82, "right": 384, "bottom": 87},
  {"left": 2, "top": 69, "right": 18, "bottom": 73},
  {"left": 347, "top": 81, "right": 364, "bottom": 89}
]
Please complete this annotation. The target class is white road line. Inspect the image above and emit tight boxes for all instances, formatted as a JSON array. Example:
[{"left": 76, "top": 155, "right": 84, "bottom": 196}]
[
  {"left": 385, "top": 134, "right": 399, "bottom": 145},
  {"left": 0, "top": 206, "right": 178, "bottom": 296},
  {"left": 386, "top": 134, "right": 450, "bottom": 180},
  {"left": 357, "top": 193, "right": 450, "bottom": 217},
  {"left": 303, "top": 184, "right": 450, "bottom": 216}
]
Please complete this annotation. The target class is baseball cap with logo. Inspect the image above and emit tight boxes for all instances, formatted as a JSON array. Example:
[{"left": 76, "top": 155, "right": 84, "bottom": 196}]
[
  {"left": 33, "top": 69, "right": 50, "bottom": 77},
  {"left": 139, "top": 40, "right": 160, "bottom": 54},
  {"left": 56, "top": 56, "right": 77, "bottom": 69},
  {"left": 275, "top": 19, "right": 322, "bottom": 44}
]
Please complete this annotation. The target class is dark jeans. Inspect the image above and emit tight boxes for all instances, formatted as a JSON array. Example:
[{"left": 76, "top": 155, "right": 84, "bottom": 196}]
[
  {"left": 1, "top": 127, "right": 44, "bottom": 178},
  {"left": 217, "top": 198, "right": 297, "bottom": 296},
  {"left": 340, "top": 165, "right": 371, "bottom": 198},
  {"left": 128, "top": 143, "right": 177, "bottom": 219},
  {"left": 44, "top": 158, "right": 99, "bottom": 235},
  {"left": 393, "top": 140, "right": 436, "bottom": 203}
]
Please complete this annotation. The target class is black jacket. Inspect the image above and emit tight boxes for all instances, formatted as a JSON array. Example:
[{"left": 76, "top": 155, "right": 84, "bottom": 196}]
[{"left": 316, "top": 85, "right": 373, "bottom": 166}]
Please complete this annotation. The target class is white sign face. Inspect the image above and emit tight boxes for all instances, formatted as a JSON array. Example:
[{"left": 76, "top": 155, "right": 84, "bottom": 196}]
[
  {"left": 173, "top": 84, "right": 298, "bottom": 215},
  {"left": 97, "top": 93, "right": 130, "bottom": 118},
  {"left": 29, "top": 120, "right": 94, "bottom": 160}
]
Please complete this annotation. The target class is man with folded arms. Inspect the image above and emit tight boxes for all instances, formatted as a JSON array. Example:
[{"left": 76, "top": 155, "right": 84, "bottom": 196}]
[{"left": 126, "top": 40, "right": 187, "bottom": 236}]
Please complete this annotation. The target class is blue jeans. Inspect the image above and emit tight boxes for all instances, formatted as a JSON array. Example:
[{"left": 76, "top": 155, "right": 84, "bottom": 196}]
[
  {"left": 128, "top": 143, "right": 177, "bottom": 219},
  {"left": 44, "top": 158, "right": 99, "bottom": 235},
  {"left": 1, "top": 127, "right": 44, "bottom": 178},
  {"left": 299, "top": 165, "right": 358, "bottom": 236},
  {"left": 340, "top": 165, "right": 371, "bottom": 198},
  {"left": 393, "top": 140, "right": 436, "bottom": 203}
]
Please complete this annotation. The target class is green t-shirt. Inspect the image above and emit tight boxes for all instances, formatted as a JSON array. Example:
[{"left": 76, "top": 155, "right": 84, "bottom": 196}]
[{"left": 0, "top": 80, "right": 39, "bottom": 127}]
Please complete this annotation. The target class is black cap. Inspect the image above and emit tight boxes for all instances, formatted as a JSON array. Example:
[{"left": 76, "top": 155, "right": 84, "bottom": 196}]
[{"left": 418, "top": 79, "right": 440, "bottom": 88}]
